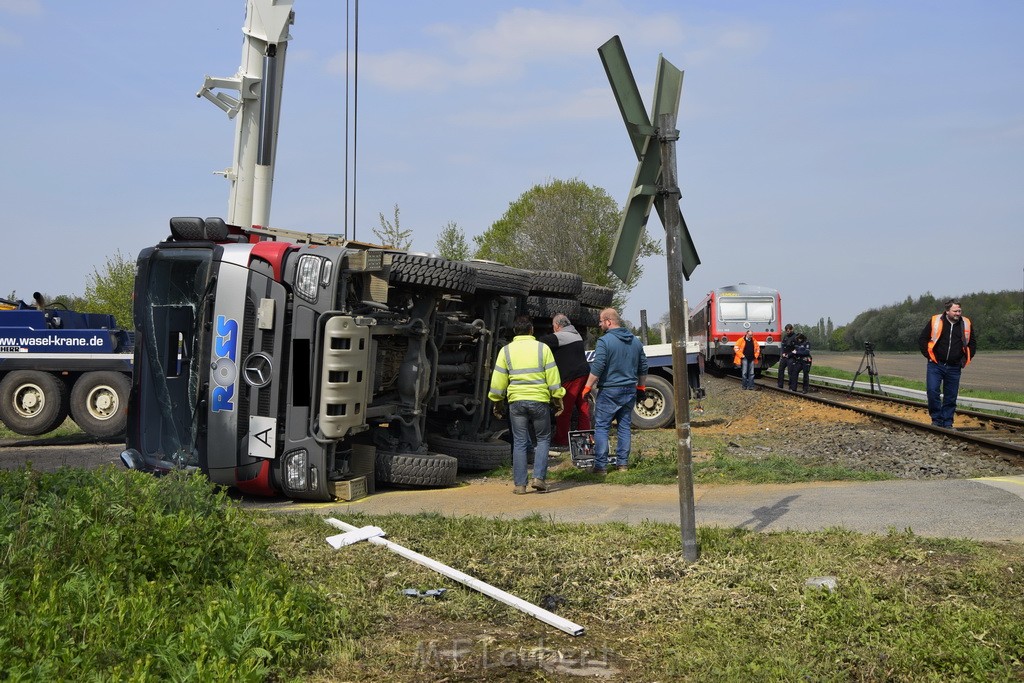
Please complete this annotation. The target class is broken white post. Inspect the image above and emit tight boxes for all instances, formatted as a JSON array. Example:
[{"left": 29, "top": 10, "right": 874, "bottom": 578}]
[{"left": 324, "top": 517, "right": 585, "bottom": 637}]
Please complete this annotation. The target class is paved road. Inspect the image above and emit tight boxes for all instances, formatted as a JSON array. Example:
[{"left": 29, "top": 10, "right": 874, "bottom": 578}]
[{"left": 254, "top": 475, "right": 1024, "bottom": 543}]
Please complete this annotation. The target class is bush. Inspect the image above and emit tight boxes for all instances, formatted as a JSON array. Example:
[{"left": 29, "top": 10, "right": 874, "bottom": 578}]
[{"left": 0, "top": 467, "right": 342, "bottom": 681}]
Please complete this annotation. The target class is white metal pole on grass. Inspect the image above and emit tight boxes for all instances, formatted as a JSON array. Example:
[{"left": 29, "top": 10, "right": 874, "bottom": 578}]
[{"left": 323, "top": 517, "right": 585, "bottom": 637}]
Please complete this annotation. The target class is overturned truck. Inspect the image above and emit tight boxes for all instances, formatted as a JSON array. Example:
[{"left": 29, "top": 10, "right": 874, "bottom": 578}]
[{"left": 122, "top": 216, "right": 624, "bottom": 501}]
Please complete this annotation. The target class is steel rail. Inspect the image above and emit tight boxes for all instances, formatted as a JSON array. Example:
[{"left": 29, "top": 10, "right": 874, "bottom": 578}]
[{"left": 732, "top": 375, "right": 1024, "bottom": 459}]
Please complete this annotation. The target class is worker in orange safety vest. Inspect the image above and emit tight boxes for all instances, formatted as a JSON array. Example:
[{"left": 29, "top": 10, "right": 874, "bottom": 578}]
[{"left": 917, "top": 299, "right": 975, "bottom": 429}]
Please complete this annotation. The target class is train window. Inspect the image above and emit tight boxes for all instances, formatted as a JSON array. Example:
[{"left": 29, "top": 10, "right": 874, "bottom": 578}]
[
  {"left": 720, "top": 302, "right": 747, "bottom": 320},
  {"left": 747, "top": 301, "right": 775, "bottom": 322},
  {"left": 719, "top": 299, "right": 776, "bottom": 322}
]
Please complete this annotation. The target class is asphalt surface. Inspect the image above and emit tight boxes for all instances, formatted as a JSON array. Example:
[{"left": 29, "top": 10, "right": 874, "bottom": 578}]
[{"left": 255, "top": 474, "right": 1024, "bottom": 543}]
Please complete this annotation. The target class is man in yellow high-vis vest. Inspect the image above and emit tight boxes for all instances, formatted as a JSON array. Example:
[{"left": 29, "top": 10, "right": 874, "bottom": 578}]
[{"left": 488, "top": 315, "right": 565, "bottom": 494}]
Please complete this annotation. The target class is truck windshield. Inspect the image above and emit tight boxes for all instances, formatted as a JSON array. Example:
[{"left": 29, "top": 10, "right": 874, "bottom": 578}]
[{"left": 138, "top": 248, "right": 214, "bottom": 467}]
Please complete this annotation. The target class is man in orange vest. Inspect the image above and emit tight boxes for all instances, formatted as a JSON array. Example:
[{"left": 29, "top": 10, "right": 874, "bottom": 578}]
[
  {"left": 917, "top": 300, "right": 976, "bottom": 429},
  {"left": 733, "top": 330, "right": 760, "bottom": 390}
]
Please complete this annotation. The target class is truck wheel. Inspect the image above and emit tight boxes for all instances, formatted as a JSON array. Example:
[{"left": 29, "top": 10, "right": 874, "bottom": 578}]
[
  {"left": 575, "top": 306, "right": 602, "bottom": 328},
  {"left": 388, "top": 254, "right": 476, "bottom": 295},
  {"left": 526, "top": 295, "right": 579, "bottom": 320},
  {"left": 70, "top": 371, "right": 130, "bottom": 439},
  {"left": 632, "top": 375, "right": 675, "bottom": 430},
  {"left": 529, "top": 271, "right": 583, "bottom": 297},
  {"left": 579, "top": 282, "right": 614, "bottom": 308},
  {"left": 375, "top": 450, "right": 459, "bottom": 487},
  {"left": 461, "top": 260, "right": 532, "bottom": 296},
  {"left": 426, "top": 434, "right": 511, "bottom": 472},
  {"left": 0, "top": 370, "right": 70, "bottom": 436}
]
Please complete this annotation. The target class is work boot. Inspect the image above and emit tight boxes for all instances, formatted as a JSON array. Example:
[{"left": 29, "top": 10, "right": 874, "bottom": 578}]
[
  {"left": 591, "top": 467, "right": 607, "bottom": 476},
  {"left": 616, "top": 464, "right": 628, "bottom": 472},
  {"left": 530, "top": 477, "right": 548, "bottom": 492},
  {"left": 513, "top": 485, "right": 527, "bottom": 495}
]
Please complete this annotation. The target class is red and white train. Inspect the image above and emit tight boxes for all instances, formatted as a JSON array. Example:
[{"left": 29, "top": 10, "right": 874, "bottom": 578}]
[{"left": 689, "top": 283, "right": 783, "bottom": 374}]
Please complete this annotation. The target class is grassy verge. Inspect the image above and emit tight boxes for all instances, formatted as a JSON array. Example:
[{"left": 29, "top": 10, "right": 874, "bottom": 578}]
[
  {"left": 768, "top": 365, "right": 1024, "bottom": 404},
  {"left": 483, "top": 429, "right": 892, "bottom": 486},
  {"left": 0, "top": 417, "right": 83, "bottom": 441},
  {"left": 4, "top": 468, "right": 1023, "bottom": 680},
  {"left": 0, "top": 467, "right": 344, "bottom": 681}
]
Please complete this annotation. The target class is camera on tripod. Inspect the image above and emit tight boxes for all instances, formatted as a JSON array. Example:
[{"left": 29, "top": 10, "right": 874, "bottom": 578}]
[{"left": 864, "top": 341, "right": 875, "bottom": 355}]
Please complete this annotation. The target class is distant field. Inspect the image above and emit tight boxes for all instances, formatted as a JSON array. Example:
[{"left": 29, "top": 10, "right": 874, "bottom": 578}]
[{"left": 811, "top": 350, "right": 1023, "bottom": 394}]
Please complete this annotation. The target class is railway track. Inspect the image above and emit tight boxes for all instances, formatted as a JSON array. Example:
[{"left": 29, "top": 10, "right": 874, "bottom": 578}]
[{"left": 748, "top": 376, "right": 1024, "bottom": 459}]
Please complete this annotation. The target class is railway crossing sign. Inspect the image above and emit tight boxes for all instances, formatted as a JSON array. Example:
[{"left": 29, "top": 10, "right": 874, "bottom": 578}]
[
  {"left": 599, "top": 36, "right": 700, "bottom": 283},
  {"left": 599, "top": 36, "right": 700, "bottom": 561}
]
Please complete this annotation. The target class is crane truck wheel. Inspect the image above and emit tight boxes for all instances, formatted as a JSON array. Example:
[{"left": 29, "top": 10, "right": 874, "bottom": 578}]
[
  {"left": 0, "top": 370, "right": 70, "bottom": 436},
  {"left": 70, "top": 371, "right": 130, "bottom": 439},
  {"left": 631, "top": 375, "right": 675, "bottom": 430}
]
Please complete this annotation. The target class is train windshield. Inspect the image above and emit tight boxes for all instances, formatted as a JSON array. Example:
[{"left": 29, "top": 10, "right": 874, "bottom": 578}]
[{"left": 720, "top": 298, "right": 775, "bottom": 322}]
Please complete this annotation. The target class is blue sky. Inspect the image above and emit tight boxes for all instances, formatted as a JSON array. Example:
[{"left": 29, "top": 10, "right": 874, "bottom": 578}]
[{"left": 3, "top": 0, "right": 1022, "bottom": 329}]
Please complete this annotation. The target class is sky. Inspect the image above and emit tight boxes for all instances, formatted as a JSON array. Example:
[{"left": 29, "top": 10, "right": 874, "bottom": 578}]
[{"left": 3, "top": 0, "right": 1022, "bottom": 328}]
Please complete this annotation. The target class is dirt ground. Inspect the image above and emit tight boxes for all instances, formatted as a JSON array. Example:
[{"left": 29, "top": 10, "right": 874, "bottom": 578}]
[{"left": 812, "top": 350, "right": 1023, "bottom": 394}]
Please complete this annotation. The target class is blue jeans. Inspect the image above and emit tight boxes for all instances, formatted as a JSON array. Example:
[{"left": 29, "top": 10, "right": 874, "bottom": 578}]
[
  {"left": 508, "top": 400, "right": 551, "bottom": 486},
  {"left": 593, "top": 385, "right": 636, "bottom": 470},
  {"left": 926, "top": 361, "right": 961, "bottom": 427},
  {"left": 741, "top": 358, "right": 756, "bottom": 388}
]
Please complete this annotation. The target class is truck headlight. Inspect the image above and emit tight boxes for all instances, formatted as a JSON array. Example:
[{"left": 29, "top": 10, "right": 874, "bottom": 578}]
[
  {"left": 285, "top": 449, "right": 308, "bottom": 490},
  {"left": 295, "top": 255, "right": 323, "bottom": 303}
]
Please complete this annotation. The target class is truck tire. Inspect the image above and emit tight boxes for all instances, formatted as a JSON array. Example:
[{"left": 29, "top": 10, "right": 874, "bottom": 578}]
[
  {"left": 388, "top": 254, "right": 476, "bottom": 295},
  {"left": 526, "top": 295, "right": 579, "bottom": 320},
  {"left": 0, "top": 370, "right": 70, "bottom": 436},
  {"left": 632, "top": 375, "right": 675, "bottom": 430},
  {"left": 375, "top": 450, "right": 459, "bottom": 487},
  {"left": 529, "top": 271, "right": 583, "bottom": 297},
  {"left": 461, "top": 260, "right": 532, "bottom": 296},
  {"left": 426, "top": 434, "right": 511, "bottom": 472},
  {"left": 579, "top": 282, "right": 614, "bottom": 308},
  {"left": 70, "top": 371, "right": 130, "bottom": 439},
  {"left": 575, "top": 305, "right": 602, "bottom": 328}
]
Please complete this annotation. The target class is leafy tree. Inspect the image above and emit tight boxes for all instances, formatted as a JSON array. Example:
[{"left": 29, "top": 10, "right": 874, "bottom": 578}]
[
  {"left": 435, "top": 221, "right": 470, "bottom": 260},
  {"left": 81, "top": 250, "right": 135, "bottom": 329},
  {"left": 473, "top": 178, "right": 661, "bottom": 309},
  {"left": 373, "top": 204, "right": 412, "bottom": 251}
]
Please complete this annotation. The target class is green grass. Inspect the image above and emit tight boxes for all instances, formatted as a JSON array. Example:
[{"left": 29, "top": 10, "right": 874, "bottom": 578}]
[
  {"left": 275, "top": 512, "right": 1024, "bottom": 681},
  {"left": 769, "top": 365, "right": 1024, "bottom": 404},
  {"left": 4, "top": 467, "right": 1023, "bottom": 681},
  {"left": 0, "top": 466, "right": 345, "bottom": 681},
  {"left": 0, "top": 417, "right": 83, "bottom": 441},
  {"left": 483, "top": 430, "right": 892, "bottom": 486}
]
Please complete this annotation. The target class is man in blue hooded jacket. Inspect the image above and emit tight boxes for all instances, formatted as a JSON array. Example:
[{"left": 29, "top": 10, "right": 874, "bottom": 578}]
[{"left": 582, "top": 308, "right": 648, "bottom": 474}]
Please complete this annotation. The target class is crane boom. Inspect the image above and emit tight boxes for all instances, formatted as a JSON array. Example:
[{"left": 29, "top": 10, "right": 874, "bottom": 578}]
[{"left": 197, "top": 0, "right": 294, "bottom": 228}]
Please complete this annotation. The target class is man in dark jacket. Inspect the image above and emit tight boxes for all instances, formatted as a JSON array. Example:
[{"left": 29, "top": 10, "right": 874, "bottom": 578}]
[
  {"left": 777, "top": 324, "right": 796, "bottom": 389},
  {"left": 917, "top": 300, "right": 976, "bottom": 428},
  {"left": 538, "top": 314, "right": 592, "bottom": 449},
  {"left": 582, "top": 308, "right": 648, "bottom": 474},
  {"left": 788, "top": 333, "right": 812, "bottom": 393}
]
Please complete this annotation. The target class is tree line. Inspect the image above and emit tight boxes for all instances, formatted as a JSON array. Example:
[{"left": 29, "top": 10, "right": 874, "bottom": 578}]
[{"left": 791, "top": 291, "right": 1024, "bottom": 352}]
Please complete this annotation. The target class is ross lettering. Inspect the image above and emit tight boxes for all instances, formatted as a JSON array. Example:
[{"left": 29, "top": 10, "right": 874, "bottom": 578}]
[
  {"left": 215, "top": 317, "right": 238, "bottom": 361},
  {"left": 210, "top": 315, "right": 240, "bottom": 412},
  {"left": 211, "top": 385, "right": 234, "bottom": 412}
]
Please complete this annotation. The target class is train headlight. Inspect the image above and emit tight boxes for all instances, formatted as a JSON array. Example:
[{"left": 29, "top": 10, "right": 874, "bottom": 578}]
[
  {"left": 284, "top": 449, "right": 309, "bottom": 490},
  {"left": 720, "top": 335, "right": 729, "bottom": 344},
  {"left": 295, "top": 255, "right": 323, "bottom": 303},
  {"left": 765, "top": 335, "right": 774, "bottom": 343}
]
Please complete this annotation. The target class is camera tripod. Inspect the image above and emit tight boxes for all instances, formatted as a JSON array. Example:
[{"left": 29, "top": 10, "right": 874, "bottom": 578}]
[{"left": 849, "top": 343, "right": 885, "bottom": 395}]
